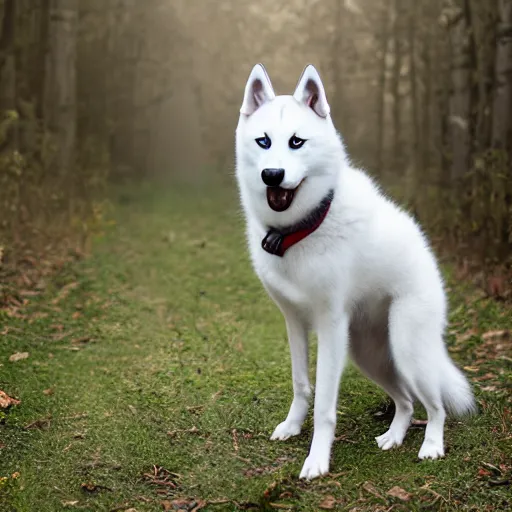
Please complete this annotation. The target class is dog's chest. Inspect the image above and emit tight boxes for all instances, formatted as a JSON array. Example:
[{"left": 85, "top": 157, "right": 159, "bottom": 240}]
[{"left": 254, "top": 248, "right": 332, "bottom": 312}]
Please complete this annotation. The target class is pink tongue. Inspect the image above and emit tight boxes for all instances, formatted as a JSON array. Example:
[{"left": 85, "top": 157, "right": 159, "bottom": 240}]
[{"left": 267, "top": 187, "right": 295, "bottom": 212}]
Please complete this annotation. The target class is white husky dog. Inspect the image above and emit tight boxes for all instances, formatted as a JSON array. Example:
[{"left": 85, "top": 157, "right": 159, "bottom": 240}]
[{"left": 234, "top": 64, "right": 476, "bottom": 480}]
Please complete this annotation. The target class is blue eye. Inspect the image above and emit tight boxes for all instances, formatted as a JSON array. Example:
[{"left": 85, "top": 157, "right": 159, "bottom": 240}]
[
  {"left": 255, "top": 133, "right": 271, "bottom": 149},
  {"left": 289, "top": 135, "right": 307, "bottom": 149}
]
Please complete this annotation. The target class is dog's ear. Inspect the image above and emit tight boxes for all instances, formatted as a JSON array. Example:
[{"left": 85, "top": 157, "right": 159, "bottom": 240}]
[
  {"left": 293, "top": 65, "right": 330, "bottom": 118},
  {"left": 240, "top": 64, "right": 276, "bottom": 116}
]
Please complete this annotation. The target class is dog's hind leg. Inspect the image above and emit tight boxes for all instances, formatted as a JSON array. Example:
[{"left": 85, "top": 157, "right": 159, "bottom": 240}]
[
  {"left": 350, "top": 329, "right": 414, "bottom": 451},
  {"left": 373, "top": 378, "right": 414, "bottom": 450},
  {"left": 388, "top": 297, "right": 447, "bottom": 460},
  {"left": 270, "top": 305, "right": 311, "bottom": 441}
]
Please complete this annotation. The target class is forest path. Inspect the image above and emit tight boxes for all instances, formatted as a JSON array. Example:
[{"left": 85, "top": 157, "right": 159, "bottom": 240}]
[{"left": 1, "top": 182, "right": 511, "bottom": 511}]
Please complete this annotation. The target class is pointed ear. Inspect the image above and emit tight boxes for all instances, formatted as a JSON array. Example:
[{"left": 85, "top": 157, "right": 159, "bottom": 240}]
[
  {"left": 293, "top": 65, "right": 330, "bottom": 118},
  {"left": 240, "top": 64, "right": 276, "bottom": 116}
]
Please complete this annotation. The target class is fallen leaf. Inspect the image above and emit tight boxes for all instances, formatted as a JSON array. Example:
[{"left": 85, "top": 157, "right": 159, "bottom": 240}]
[
  {"left": 72, "top": 311, "right": 82, "bottom": 320},
  {"left": 61, "top": 501, "right": 79, "bottom": 507},
  {"left": 319, "top": 495, "right": 336, "bottom": 509},
  {"left": 387, "top": 486, "right": 411, "bottom": 501},
  {"left": 456, "top": 329, "right": 477, "bottom": 344},
  {"left": 167, "top": 426, "right": 199, "bottom": 438},
  {"left": 143, "top": 465, "right": 180, "bottom": 490},
  {"left": 482, "top": 330, "right": 510, "bottom": 340},
  {"left": 481, "top": 386, "right": 497, "bottom": 392},
  {"left": 473, "top": 373, "right": 497, "bottom": 382},
  {"left": 20, "top": 290, "right": 41, "bottom": 297},
  {"left": 232, "top": 429, "right": 239, "bottom": 452},
  {"left": 191, "top": 500, "right": 207, "bottom": 512},
  {"left": 81, "top": 482, "right": 98, "bottom": 493},
  {"left": 0, "top": 390, "right": 20, "bottom": 408},
  {"left": 43, "top": 388, "right": 54, "bottom": 396},
  {"left": 243, "top": 456, "right": 294, "bottom": 477},
  {"left": 71, "top": 336, "right": 91, "bottom": 345},
  {"left": 167, "top": 498, "right": 205, "bottom": 511},
  {"left": 80, "top": 481, "right": 112, "bottom": 493},
  {"left": 9, "top": 352, "right": 29, "bottom": 362},
  {"left": 463, "top": 366, "right": 479, "bottom": 373},
  {"left": 362, "top": 481, "right": 383, "bottom": 499},
  {"left": 28, "top": 311, "right": 48, "bottom": 322},
  {"left": 24, "top": 416, "right": 51, "bottom": 430},
  {"left": 52, "top": 282, "right": 79, "bottom": 305}
]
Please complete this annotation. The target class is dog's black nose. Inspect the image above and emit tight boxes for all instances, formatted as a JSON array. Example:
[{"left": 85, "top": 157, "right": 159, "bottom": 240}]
[{"left": 261, "top": 168, "right": 285, "bottom": 187}]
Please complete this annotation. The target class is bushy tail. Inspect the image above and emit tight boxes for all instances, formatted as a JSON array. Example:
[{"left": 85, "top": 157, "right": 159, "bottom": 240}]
[{"left": 441, "top": 360, "right": 478, "bottom": 417}]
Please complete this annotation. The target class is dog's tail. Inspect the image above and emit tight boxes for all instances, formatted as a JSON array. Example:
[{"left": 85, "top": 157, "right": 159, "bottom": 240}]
[{"left": 441, "top": 359, "right": 477, "bottom": 417}]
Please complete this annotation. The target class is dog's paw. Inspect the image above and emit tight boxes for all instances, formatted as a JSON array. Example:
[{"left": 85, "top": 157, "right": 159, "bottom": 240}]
[
  {"left": 375, "top": 429, "right": 405, "bottom": 451},
  {"left": 418, "top": 439, "right": 444, "bottom": 460},
  {"left": 299, "top": 453, "right": 329, "bottom": 480},
  {"left": 270, "top": 420, "right": 301, "bottom": 441}
]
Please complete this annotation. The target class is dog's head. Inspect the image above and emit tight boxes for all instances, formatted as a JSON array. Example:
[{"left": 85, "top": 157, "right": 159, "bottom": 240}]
[{"left": 236, "top": 64, "right": 343, "bottom": 227}]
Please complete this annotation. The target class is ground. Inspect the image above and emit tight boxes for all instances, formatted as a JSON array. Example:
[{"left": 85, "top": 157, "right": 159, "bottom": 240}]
[{"left": 1, "top": 181, "right": 511, "bottom": 511}]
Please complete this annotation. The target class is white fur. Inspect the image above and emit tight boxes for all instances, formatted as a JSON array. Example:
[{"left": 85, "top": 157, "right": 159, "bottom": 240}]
[{"left": 235, "top": 64, "right": 476, "bottom": 480}]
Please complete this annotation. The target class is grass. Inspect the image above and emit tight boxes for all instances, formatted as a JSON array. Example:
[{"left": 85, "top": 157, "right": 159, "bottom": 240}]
[{"left": 1, "top": 180, "right": 511, "bottom": 511}]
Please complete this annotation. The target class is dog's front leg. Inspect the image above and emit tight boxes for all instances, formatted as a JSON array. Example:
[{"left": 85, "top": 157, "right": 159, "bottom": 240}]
[
  {"left": 299, "top": 312, "right": 349, "bottom": 480},
  {"left": 271, "top": 309, "right": 311, "bottom": 440}
]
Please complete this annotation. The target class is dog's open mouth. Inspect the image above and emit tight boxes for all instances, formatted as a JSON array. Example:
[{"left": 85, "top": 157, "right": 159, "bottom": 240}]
[{"left": 266, "top": 180, "right": 304, "bottom": 212}]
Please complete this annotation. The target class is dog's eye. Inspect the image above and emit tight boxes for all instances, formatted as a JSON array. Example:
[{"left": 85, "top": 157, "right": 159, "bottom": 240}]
[
  {"left": 255, "top": 134, "right": 271, "bottom": 150},
  {"left": 289, "top": 135, "right": 307, "bottom": 149}
]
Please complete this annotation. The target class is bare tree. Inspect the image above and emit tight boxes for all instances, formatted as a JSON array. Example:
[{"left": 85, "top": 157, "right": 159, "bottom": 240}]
[
  {"left": 331, "top": 0, "right": 347, "bottom": 124},
  {"left": 0, "top": 0, "right": 17, "bottom": 149},
  {"left": 375, "top": 0, "right": 392, "bottom": 177},
  {"left": 491, "top": 0, "right": 512, "bottom": 153},
  {"left": 443, "top": 0, "right": 475, "bottom": 183},
  {"left": 391, "top": 0, "right": 403, "bottom": 172},
  {"left": 406, "top": 1, "right": 419, "bottom": 197},
  {"left": 43, "top": 0, "right": 78, "bottom": 177}
]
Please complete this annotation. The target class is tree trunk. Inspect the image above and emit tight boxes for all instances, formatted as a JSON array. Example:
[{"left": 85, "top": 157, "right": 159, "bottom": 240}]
[
  {"left": 421, "top": 31, "right": 433, "bottom": 175},
  {"left": 37, "top": 0, "right": 51, "bottom": 120},
  {"left": 445, "top": 0, "right": 474, "bottom": 183},
  {"left": 491, "top": 0, "right": 512, "bottom": 153},
  {"left": 406, "top": 1, "right": 419, "bottom": 198},
  {"left": 331, "top": 0, "right": 347, "bottom": 126},
  {"left": 0, "top": 0, "right": 17, "bottom": 149},
  {"left": 43, "top": 0, "right": 78, "bottom": 177},
  {"left": 391, "top": 0, "right": 403, "bottom": 172},
  {"left": 375, "top": 0, "right": 392, "bottom": 177},
  {"left": 491, "top": 0, "right": 512, "bottom": 246}
]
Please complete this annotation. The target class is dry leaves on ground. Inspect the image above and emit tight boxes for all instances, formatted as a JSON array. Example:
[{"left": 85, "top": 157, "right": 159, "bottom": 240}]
[
  {"left": 0, "top": 390, "right": 20, "bottom": 408},
  {"left": 361, "top": 481, "right": 384, "bottom": 499},
  {"left": 80, "top": 481, "right": 112, "bottom": 493},
  {"left": 386, "top": 486, "right": 411, "bottom": 501},
  {"left": 161, "top": 499, "right": 206, "bottom": 511},
  {"left": 9, "top": 352, "right": 29, "bottom": 362},
  {"left": 143, "top": 465, "right": 181, "bottom": 495},
  {"left": 318, "top": 495, "right": 337, "bottom": 509}
]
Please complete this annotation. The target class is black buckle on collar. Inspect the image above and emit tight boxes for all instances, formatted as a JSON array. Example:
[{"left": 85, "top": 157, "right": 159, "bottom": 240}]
[{"left": 261, "top": 229, "right": 284, "bottom": 256}]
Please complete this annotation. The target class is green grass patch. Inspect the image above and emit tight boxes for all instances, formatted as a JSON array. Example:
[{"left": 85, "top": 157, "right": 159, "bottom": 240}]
[{"left": 1, "top": 181, "right": 511, "bottom": 511}]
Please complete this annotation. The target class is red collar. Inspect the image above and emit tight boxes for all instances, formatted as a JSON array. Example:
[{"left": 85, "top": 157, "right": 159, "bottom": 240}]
[{"left": 261, "top": 190, "right": 334, "bottom": 257}]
